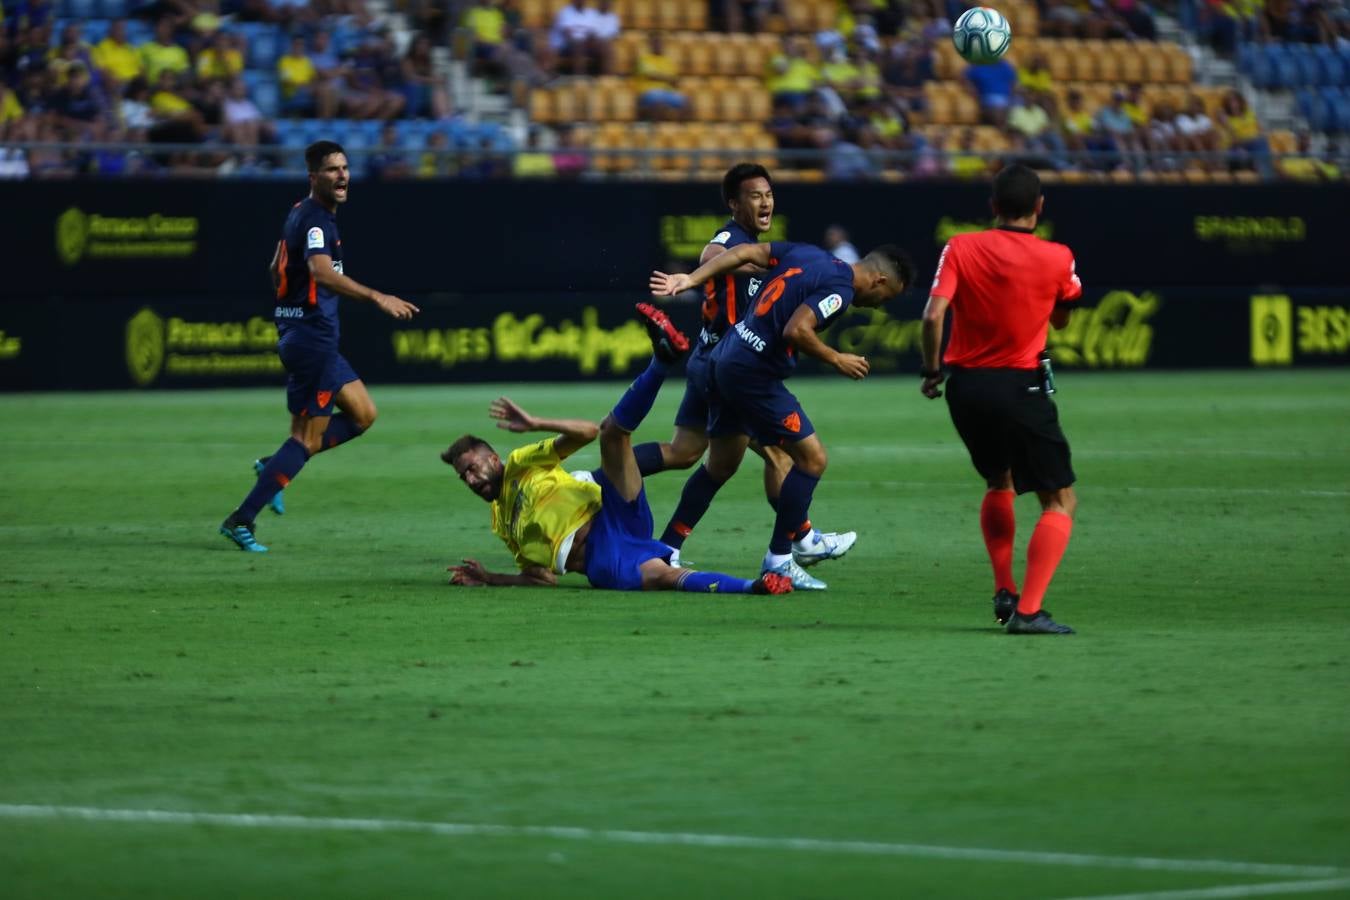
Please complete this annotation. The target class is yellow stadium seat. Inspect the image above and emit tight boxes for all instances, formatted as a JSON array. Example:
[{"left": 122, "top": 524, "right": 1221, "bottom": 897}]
[
  {"left": 1142, "top": 45, "right": 1169, "bottom": 83},
  {"left": 529, "top": 89, "right": 555, "bottom": 124},
  {"left": 521, "top": 0, "right": 548, "bottom": 29},
  {"left": 1268, "top": 129, "right": 1296, "bottom": 154},
  {"left": 719, "top": 88, "right": 748, "bottom": 122},
  {"left": 681, "top": 2, "right": 706, "bottom": 30},
  {"left": 745, "top": 86, "right": 770, "bottom": 121},
  {"left": 1164, "top": 45, "right": 1192, "bottom": 83},
  {"left": 712, "top": 37, "right": 739, "bottom": 76},
  {"left": 684, "top": 38, "right": 712, "bottom": 76},
  {"left": 628, "top": 0, "right": 654, "bottom": 29},
  {"left": 690, "top": 86, "right": 718, "bottom": 121},
  {"left": 1117, "top": 45, "right": 1144, "bottom": 83},
  {"left": 656, "top": 0, "right": 682, "bottom": 31}
]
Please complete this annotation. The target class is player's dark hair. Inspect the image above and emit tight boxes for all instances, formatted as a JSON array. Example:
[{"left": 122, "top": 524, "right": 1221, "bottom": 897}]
[
  {"left": 862, "top": 244, "right": 915, "bottom": 291},
  {"left": 722, "top": 163, "right": 773, "bottom": 204},
  {"left": 992, "top": 163, "right": 1042, "bottom": 220},
  {"left": 442, "top": 434, "right": 494, "bottom": 465},
  {"left": 305, "top": 140, "right": 346, "bottom": 173}
]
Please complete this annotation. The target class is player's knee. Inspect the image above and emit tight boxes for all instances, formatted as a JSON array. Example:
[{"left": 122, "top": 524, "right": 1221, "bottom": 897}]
[
  {"left": 667, "top": 444, "right": 702, "bottom": 470},
  {"left": 795, "top": 447, "right": 828, "bottom": 478},
  {"left": 352, "top": 404, "right": 377, "bottom": 431}
]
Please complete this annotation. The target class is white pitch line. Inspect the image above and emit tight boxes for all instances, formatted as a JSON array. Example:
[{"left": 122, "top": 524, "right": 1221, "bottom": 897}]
[
  {"left": 0, "top": 804, "right": 1343, "bottom": 880},
  {"left": 1052, "top": 876, "right": 1350, "bottom": 900}
]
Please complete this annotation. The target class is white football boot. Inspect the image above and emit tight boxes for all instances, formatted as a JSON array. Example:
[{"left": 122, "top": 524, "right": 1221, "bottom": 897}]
[{"left": 791, "top": 530, "right": 858, "bottom": 567}]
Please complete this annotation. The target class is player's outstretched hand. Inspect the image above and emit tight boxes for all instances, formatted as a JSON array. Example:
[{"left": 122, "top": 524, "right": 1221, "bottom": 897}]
[
  {"left": 489, "top": 397, "right": 535, "bottom": 432},
  {"left": 374, "top": 292, "right": 420, "bottom": 320},
  {"left": 448, "top": 558, "right": 488, "bottom": 586},
  {"left": 833, "top": 353, "right": 870, "bottom": 380},
  {"left": 920, "top": 373, "right": 946, "bottom": 399},
  {"left": 650, "top": 271, "right": 693, "bottom": 297}
]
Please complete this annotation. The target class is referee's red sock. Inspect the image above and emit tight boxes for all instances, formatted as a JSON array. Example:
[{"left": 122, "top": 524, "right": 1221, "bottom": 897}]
[
  {"left": 980, "top": 489, "right": 1018, "bottom": 594},
  {"left": 1018, "top": 511, "right": 1074, "bottom": 615}
]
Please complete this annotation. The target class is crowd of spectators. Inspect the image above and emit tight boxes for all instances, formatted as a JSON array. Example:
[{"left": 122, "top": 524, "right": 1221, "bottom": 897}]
[{"left": 0, "top": 0, "right": 1344, "bottom": 180}]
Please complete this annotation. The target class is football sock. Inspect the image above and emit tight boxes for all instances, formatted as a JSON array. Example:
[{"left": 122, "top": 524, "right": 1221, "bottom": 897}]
[
  {"left": 609, "top": 358, "right": 669, "bottom": 433},
  {"left": 769, "top": 467, "right": 820, "bottom": 555},
  {"left": 237, "top": 438, "right": 310, "bottom": 524},
  {"left": 633, "top": 441, "right": 665, "bottom": 477},
  {"left": 1018, "top": 510, "right": 1074, "bottom": 615},
  {"left": 763, "top": 551, "right": 792, "bottom": 569},
  {"left": 980, "top": 489, "right": 1018, "bottom": 594},
  {"left": 677, "top": 570, "right": 755, "bottom": 594},
  {"left": 318, "top": 413, "right": 365, "bottom": 452},
  {"left": 659, "top": 465, "right": 725, "bottom": 549}
]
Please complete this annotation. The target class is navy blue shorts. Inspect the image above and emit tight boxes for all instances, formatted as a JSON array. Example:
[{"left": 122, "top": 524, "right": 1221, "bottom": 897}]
[
  {"left": 673, "top": 344, "right": 715, "bottom": 430},
  {"left": 279, "top": 341, "right": 360, "bottom": 417},
  {"left": 583, "top": 468, "right": 673, "bottom": 591},
  {"left": 708, "top": 360, "right": 815, "bottom": 445}
]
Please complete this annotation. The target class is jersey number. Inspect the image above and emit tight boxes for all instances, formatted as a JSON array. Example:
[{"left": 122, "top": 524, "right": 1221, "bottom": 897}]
[{"left": 754, "top": 268, "right": 803, "bottom": 316}]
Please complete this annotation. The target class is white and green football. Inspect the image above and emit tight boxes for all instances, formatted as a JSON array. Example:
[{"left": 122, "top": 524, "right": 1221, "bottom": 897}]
[{"left": 953, "top": 7, "right": 1012, "bottom": 65}]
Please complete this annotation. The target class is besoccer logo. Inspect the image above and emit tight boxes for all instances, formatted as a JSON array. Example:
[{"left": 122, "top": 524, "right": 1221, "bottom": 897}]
[
  {"left": 125, "top": 307, "right": 165, "bottom": 387},
  {"left": 56, "top": 207, "right": 90, "bottom": 267}
]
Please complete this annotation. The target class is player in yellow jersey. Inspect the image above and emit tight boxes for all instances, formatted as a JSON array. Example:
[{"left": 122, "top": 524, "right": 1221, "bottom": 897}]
[{"left": 443, "top": 305, "right": 792, "bottom": 595}]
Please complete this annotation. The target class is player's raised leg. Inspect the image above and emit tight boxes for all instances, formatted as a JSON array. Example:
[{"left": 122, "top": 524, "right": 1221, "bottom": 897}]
[
  {"left": 1006, "top": 486, "right": 1077, "bottom": 634},
  {"left": 600, "top": 303, "right": 691, "bottom": 501}
]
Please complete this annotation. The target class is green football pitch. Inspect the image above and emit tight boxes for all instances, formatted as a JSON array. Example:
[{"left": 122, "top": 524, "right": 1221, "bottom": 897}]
[{"left": 2, "top": 370, "right": 1348, "bottom": 899}]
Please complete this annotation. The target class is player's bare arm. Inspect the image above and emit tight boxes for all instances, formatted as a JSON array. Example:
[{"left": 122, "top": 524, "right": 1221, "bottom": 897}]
[
  {"left": 488, "top": 396, "right": 599, "bottom": 458},
  {"left": 305, "top": 254, "right": 421, "bottom": 320},
  {"left": 920, "top": 294, "right": 951, "bottom": 399},
  {"left": 268, "top": 239, "right": 283, "bottom": 290},
  {"left": 699, "top": 242, "right": 767, "bottom": 273},
  {"left": 651, "top": 243, "right": 775, "bottom": 296},
  {"left": 783, "top": 303, "right": 869, "bottom": 380},
  {"left": 448, "top": 558, "right": 558, "bottom": 587}
]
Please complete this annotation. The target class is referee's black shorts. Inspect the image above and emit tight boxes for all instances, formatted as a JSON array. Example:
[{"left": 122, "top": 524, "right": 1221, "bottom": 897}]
[{"left": 945, "top": 366, "right": 1075, "bottom": 495}]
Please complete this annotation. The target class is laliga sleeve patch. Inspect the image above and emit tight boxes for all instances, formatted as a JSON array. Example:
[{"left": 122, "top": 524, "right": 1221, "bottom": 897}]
[
  {"left": 711, "top": 231, "right": 732, "bottom": 245},
  {"left": 307, "top": 226, "right": 325, "bottom": 250},
  {"left": 817, "top": 293, "right": 844, "bottom": 318}
]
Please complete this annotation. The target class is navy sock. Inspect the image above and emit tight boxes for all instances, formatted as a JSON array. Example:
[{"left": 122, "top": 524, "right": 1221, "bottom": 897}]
[
  {"left": 633, "top": 441, "right": 665, "bottom": 477},
  {"left": 609, "top": 358, "right": 669, "bottom": 433},
  {"left": 769, "top": 467, "right": 820, "bottom": 555},
  {"left": 237, "top": 438, "right": 310, "bottom": 523},
  {"left": 319, "top": 413, "right": 365, "bottom": 452},
  {"left": 676, "top": 570, "right": 755, "bottom": 594},
  {"left": 660, "top": 465, "right": 725, "bottom": 549}
]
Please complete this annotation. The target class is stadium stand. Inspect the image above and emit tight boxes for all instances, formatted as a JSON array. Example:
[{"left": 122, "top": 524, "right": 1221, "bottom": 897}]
[{"left": 0, "top": 0, "right": 1344, "bottom": 180}]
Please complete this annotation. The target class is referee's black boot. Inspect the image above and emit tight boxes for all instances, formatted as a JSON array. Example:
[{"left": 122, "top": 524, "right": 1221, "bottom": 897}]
[
  {"left": 1005, "top": 609, "right": 1074, "bottom": 635},
  {"left": 992, "top": 588, "right": 1018, "bottom": 625}
]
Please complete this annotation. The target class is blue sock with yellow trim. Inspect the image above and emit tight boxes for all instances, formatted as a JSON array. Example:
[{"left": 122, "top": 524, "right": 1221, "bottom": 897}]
[
  {"left": 609, "top": 358, "right": 669, "bottom": 433},
  {"left": 676, "top": 570, "right": 755, "bottom": 594}
]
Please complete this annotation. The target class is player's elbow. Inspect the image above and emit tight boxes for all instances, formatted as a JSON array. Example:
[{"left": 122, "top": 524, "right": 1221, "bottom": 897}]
[{"left": 922, "top": 298, "right": 949, "bottom": 324}]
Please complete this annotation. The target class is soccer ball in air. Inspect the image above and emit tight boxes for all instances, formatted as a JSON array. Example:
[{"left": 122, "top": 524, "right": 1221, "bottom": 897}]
[{"left": 953, "top": 7, "right": 1012, "bottom": 65}]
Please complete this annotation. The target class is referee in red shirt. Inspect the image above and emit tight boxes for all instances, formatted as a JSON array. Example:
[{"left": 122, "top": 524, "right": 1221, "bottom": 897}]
[{"left": 919, "top": 165, "right": 1083, "bottom": 635}]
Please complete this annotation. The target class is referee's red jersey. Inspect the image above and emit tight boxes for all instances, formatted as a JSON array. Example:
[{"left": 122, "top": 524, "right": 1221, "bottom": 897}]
[{"left": 930, "top": 226, "right": 1082, "bottom": 370}]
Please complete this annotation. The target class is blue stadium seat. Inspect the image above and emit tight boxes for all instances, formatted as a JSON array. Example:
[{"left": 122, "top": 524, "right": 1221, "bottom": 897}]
[
  {"left": 82, "top": 19, "right": 112, "bottom": 44},
  {"left": 62, "top": 0, "right": 96, "bottom": 18},
  {"left": 242, "top": 71, "right": 281, "bottom": 118},
  {"left": 1292, "top": 48, "right": 1320, "bottom": 88},
  {"left": 277, "top": 121, "right": 309, "bottom": 149},
  {"left": 236, "top": 23, "right": 282, "bottom": 71},
  {"left": 125, "top": 19, "right": 153, "bottom": 45},
  {"left": 399, "top": 119, "right": 433, "bottom": 150},
  {"left": 99, "top": 0, "right": 129, "bottom": 16}
]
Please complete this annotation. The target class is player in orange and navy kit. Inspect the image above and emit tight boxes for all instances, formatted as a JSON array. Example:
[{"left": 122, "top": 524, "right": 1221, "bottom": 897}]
[
  {"left": 631, "top": 163, "right": 854, "bottom": 571},
  {"left": 920, "top": 164, "right": 1082, "bottom": 634},
  {"left": 651, "top": 240, "right": 912, "bottom": 589},
  {"left": 219, "top": 140, "right": 420, "bottom": 552}
]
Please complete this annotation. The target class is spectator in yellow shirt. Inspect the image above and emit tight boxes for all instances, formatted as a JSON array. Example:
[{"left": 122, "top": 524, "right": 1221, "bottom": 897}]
[
  {"left": 1121, "top": 83, "right": 1149, "bottom": 128},
  {"left": 1018, "top": 54, "right": 1053, "bottom": 94},
  {"left": 0, "top": 83, "right": 25, "bottom": 129},
  {"left": 196, "top": 30, "right": 243, "bottom": 82},
  {"left": 278, "top": 35, "right": 318, "bottom": 114},
  {"left": 462, "top": 0, "right": 507, "bottom": 76},
  {"left": 150, "top": 70, "right": 205, "bottom": 142},
  {"left": 140, "top": 17, "right": 190, "bottom": 86},
  {"left": 635, "top": 32, "right": 686, "bottom": 121},
  {"left": 92, "top": 19, "right": 144, "bottom": 86},
  {"left": 766, "top": 37, "right": 820, "bottom": 110}
]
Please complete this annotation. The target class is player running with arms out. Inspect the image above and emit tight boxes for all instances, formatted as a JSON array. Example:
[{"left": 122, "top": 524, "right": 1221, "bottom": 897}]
[
  {"left": 443, "top": 305, "right": 792, "bottom": 596},
  {"left": 631, "top": 163, "right": 855, "bottom": 570},
  {"left": 651, "top": 241, "right": 913, "bottom": 590},
  {"left": 920, "top": 164, "right": 1082, "bottom": 635},
  {"left": 220, "top": 140, "right": 420, "bottom": 552}
]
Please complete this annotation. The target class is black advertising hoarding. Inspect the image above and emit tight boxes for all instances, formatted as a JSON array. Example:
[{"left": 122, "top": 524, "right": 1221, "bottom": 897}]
[
  {"left": 1, "top": 180, "right": 1346, "bottom": 302},
  {"left": 0, "top": 288, "right": 1345, "bottom": 391}
]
